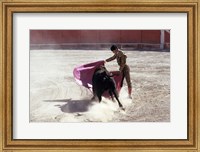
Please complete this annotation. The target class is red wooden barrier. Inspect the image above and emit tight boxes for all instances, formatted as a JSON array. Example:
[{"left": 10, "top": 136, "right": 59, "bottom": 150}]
[{"left": 30, "top": 30, "right": 170, "bottom": 50}]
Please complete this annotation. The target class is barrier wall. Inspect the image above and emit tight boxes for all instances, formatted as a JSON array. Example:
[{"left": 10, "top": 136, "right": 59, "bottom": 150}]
[{"left": 30, "top": 30, "right": 170, "bottom": 50}]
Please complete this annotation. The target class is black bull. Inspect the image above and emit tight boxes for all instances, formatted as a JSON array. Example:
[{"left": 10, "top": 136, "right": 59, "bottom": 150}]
[{"left": 91, "top": 66, "right": 123, "bottom": 108}]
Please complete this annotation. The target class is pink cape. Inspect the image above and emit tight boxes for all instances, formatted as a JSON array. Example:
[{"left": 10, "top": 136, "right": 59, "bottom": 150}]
[{"left": 73, "top": 60, "right": 123, "bottom": 97}]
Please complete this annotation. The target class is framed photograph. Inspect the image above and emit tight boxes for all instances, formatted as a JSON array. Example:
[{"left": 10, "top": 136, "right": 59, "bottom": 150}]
[{"left": 0, "top": 0, "right": 199, "bottom": 151}]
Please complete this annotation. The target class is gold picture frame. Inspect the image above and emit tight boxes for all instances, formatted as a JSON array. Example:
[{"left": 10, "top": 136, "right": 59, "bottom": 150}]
[{"left": 0, "top": 0, "right": 199, "bottom": 151}]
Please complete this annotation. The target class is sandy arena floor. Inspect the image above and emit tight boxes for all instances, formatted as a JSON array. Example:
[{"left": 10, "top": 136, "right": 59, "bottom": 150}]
[{"left": 30, "top": 50, "right": 170, "bottom": 122}]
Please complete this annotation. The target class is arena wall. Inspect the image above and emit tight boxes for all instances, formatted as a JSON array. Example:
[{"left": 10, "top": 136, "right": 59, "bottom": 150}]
[{"left": 30, "top": 30, "right": 170, "bottom": 51}]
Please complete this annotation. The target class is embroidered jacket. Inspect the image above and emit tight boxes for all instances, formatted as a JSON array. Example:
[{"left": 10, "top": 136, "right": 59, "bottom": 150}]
[{"left": 105, "top": 50, "right": 127, "bottom": 72}]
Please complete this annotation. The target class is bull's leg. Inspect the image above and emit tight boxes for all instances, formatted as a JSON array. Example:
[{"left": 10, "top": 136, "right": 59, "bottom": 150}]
[
  {"left": 91, "top": 87, "right": 96, "bottom": 100},
  {"left": 108, "top": 90, "right": 114, "bottom": 101},
  {"left": 97, "top": 91, "right": 103, "bottom": 103},
  {"left": 112, "top": 90, "right": 123, "bottom": 108},
  {"left": 97, "top": 95, "right": 102, "bottom": 102}
]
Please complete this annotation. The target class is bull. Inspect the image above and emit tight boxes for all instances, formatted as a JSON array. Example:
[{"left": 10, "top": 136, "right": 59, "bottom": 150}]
[{"left": 91, "top": 65, "right": 123, "bottom": 109}]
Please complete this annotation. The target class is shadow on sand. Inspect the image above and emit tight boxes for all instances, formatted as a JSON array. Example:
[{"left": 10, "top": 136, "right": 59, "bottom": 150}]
[{"left": 44, "top": 99, "right": 94, "bottom": 113}]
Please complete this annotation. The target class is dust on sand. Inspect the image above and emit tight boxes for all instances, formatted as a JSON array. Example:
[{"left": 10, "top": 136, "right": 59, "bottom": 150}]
[{"left": 30, "top": 50, "right": 170, "bottom": 122}]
